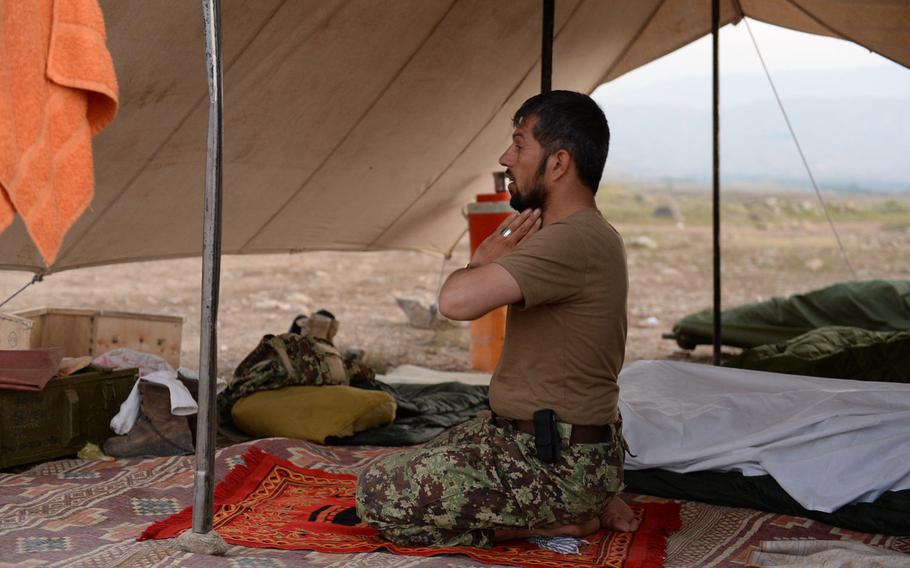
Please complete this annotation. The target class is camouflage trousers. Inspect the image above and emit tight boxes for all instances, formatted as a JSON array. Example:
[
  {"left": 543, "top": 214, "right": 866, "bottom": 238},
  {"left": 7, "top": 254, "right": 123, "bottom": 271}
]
[{"left": 355, "top": 416, "right": 625, "bottom": 548}]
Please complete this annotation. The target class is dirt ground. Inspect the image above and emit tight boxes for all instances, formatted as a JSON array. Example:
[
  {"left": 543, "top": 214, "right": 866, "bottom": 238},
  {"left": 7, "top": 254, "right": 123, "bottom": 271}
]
[{"left": 1, "top": 212, "right": 908, "bottom": 379}]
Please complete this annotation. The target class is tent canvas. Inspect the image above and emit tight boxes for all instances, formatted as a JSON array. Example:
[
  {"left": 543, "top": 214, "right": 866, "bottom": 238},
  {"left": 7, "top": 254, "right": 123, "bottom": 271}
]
[{"left": 0, "top": 0, "right": 907, "bottom": 274}]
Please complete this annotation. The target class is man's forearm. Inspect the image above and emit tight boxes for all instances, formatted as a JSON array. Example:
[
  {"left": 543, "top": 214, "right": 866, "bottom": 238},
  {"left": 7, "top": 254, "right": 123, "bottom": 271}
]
[{"left": 437, "top": 262, "right": 522, "bottom": 321}]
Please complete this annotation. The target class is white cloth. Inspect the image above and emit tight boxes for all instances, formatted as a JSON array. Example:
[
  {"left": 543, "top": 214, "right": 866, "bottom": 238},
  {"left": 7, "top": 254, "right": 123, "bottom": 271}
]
[
  {"left": 619, "top": 360, "right": 910, "bottom": 513},
  {"left": 93, "top": 348, "right": 175, "bottom": 376},
  {"left": 109, "top": 370, "right": 199, "bottom": 435},
  {"left": 528, "top": 536, "right": 586, "bottom": 555},
  {"left": 95, "top": 349, "right": 222, "bottom": 435}
]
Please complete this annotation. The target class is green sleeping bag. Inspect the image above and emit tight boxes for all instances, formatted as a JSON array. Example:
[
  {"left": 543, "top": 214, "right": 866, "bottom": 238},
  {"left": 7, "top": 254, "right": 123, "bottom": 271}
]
[
  {"left": 724, "top": 326, "right": 910, "bottom": 383},
  {"left": 671, "top": 280, "right": 910, "bottom": 349}
]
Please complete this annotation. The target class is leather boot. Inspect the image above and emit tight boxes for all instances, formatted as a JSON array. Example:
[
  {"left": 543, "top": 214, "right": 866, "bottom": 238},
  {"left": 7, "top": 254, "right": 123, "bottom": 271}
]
[
  {"left": 289, "top": 310, "right": 339, "bottom": 343},
  {"left": 289, "top": 314, "right": 309, "bottom": 335},
  {"left": 308, "top": 309, "right": 339, "bottom": 343},
  {"left": 103, "top": 381, "right": 194, "bottom": 458}
]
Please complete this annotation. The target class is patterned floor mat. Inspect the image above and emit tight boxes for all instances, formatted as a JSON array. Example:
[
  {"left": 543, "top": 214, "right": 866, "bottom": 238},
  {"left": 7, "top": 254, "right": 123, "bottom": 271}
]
[{"left": 1, "top": 437, "right": 907, "bottom": 567}]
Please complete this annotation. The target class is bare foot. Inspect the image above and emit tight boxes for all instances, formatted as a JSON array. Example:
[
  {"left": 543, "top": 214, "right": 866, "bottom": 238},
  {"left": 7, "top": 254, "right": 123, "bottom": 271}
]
[
  {"left": 599, "top": 496, "right": 641, "bottom": 532},
  {"left": 494, "top": 517, "right": 600, "bottom": 542}
]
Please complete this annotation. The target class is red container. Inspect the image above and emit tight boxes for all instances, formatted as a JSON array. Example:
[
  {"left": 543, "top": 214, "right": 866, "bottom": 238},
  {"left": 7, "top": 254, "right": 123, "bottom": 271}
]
[
  {"left": 466, "top": 192, "right": 513, "bottom": 255},
  {"left": 465, "top": 192, "right": 513, "bottom": 371}
]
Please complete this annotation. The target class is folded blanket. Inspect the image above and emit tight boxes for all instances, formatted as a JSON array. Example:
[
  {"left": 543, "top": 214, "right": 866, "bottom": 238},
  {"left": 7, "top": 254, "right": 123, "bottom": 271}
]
[
  {"left": 0, "top": 348, "right": 64, "bottom": 391},
  {"left": 0, "top": 0, "right": 118, "bottom": 265}
]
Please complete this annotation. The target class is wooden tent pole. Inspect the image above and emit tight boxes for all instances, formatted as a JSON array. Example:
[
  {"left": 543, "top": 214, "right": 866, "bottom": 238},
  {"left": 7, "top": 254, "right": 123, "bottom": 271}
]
[
  {"left": 541, "top": 0, "right": 554, "bottom": 93},
  {"left": 193, "top": 0, "right": 224, "bottom": 535},
  {"left": 711, "top": 0, "right": 722, "bottom": 365}
]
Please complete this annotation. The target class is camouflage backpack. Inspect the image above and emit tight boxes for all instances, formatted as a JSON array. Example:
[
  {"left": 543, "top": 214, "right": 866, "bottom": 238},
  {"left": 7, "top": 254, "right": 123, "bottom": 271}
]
[{"left": 216, "top": 332, "right": 375, "bottom": 430}]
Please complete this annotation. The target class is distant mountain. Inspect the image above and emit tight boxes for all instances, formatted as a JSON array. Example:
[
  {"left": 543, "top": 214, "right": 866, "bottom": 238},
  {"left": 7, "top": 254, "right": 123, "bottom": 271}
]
[
  {"left": 595, "top": 66, "right": 910, "bottom": 109},
  {"left": 593, "top": 67, "right": 910, "bottom": 193}
]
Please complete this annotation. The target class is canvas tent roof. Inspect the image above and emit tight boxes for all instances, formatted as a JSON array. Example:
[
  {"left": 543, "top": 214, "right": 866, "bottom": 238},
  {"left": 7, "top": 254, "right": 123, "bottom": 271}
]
[{"left": 1, "top": 0, "right": 907, "bottom": 274}]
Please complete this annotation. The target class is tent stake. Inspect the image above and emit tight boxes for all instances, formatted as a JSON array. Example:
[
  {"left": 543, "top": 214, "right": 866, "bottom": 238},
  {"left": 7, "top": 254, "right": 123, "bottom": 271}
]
[
  {"left": 541, "top": 0, "right": 554, "bottom": 93},
  {"left": 711, "top": 0, "right": 722, "bottom": 365},
  {"left": 183, "top": 0, "right": 227, "bottom": 553}
]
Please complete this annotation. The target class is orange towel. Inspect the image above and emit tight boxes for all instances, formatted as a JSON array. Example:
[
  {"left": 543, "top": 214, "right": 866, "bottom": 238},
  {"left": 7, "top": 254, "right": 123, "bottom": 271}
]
[{"left": 0, "top": 0, "right": 118, "bottom": 266}]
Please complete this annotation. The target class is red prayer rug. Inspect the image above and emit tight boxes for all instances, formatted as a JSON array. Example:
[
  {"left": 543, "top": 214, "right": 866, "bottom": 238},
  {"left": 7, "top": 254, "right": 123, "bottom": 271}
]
[{"left": 141, "top": 446, "right": 680, "bottom": 567}]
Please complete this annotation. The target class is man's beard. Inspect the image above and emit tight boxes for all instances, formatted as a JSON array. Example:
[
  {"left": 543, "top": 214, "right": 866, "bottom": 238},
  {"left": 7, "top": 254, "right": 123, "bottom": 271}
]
[{"left": 509, "top": 154, "right": 549, "bottom": 212}]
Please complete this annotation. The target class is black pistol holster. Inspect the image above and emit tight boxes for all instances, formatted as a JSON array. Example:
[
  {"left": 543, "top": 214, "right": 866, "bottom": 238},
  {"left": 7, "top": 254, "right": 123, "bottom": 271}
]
[{"left": 533, "top": 409, "right": 562, "bottom": 463}]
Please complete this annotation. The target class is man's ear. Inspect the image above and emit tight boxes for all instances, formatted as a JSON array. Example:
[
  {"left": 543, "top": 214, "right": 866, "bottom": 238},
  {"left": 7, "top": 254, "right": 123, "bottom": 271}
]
[{"left": 550, "top": 148, "right": 571, "bottom": 182}]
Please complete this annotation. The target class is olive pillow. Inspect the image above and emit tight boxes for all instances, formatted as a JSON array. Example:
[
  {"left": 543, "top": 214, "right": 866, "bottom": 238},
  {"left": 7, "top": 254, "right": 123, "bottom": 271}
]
[{"left": 232, "top": 385, "right": 396, "bottom": 444}]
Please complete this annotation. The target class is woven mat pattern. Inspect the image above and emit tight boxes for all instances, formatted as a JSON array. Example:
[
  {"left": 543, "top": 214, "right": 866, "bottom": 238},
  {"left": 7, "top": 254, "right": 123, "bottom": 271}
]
[{"left": 1, "top": 437, "right": 907, "bottom": 567}]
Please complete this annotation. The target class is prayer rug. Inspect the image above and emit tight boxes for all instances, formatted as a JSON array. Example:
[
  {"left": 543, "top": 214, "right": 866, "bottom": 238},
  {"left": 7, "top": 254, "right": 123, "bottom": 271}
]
[{"left": 141, "top": 446, "right": 680, "bottom": 567}]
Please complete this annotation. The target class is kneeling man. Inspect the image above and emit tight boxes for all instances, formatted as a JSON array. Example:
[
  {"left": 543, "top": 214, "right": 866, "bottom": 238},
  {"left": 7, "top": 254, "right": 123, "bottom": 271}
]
[{"left": 356, "top": 90, "right": 637, "bottom": 547}]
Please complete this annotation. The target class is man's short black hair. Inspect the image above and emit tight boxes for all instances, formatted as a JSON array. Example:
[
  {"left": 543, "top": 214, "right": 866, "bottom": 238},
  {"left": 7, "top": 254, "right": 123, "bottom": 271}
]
[{"left": 513, "top": 90, "right": 609, "bottom": 194}]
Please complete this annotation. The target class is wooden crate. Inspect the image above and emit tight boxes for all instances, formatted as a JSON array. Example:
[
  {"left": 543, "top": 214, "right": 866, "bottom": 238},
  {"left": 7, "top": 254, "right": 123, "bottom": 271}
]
[
  {"left": 0, "top": 313, "right": 33, "bottom": 350},
  {"left": 14, "top": 307, "right": 183, "bottom": 368}
]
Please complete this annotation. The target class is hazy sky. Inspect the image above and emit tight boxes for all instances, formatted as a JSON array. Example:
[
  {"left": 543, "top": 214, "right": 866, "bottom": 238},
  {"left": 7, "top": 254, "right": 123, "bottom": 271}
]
[
  {"left": 593, "top": 18, "right": 908, "bottom": 98},
  {"left": 589, "top": 19, "right": 909, "bottom": 190}
]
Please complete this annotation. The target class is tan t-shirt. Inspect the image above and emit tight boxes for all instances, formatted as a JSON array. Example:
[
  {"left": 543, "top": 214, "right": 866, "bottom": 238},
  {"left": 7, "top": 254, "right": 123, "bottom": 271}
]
[{"left": 491, "top": 207, "right": 628, "bottom": 425}]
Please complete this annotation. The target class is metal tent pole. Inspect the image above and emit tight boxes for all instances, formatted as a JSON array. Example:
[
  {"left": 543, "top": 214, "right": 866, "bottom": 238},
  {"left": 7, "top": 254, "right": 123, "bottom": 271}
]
[
  {"left": 193, "top": 0, "right": 224, "bottom": 536},
  {"left": 711, "top": 0, "right": 722, "bottom": 365},
  {"left": 541, "top": 0, "right": 554, "bottom": 93}
]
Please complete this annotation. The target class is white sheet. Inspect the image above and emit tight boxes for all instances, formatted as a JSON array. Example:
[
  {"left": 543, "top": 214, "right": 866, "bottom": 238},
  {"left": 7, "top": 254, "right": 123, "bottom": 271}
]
[
  {"left": 619, "top": 360, "right": 910, "bottom": 513},
  {"left": 380, "top": 364, "right": 492, "bottom": 386}
]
